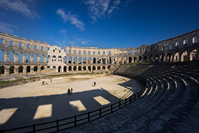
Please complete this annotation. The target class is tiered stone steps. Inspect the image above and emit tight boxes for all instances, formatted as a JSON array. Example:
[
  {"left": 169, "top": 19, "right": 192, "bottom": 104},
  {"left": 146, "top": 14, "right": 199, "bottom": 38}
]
[{"left": 64, "top": 64, "right": 199, "bottom": 133}]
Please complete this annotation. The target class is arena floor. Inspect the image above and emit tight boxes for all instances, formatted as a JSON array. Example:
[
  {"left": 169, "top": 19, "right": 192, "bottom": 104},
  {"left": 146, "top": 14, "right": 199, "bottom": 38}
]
[{"left": 0, "top": 74, "right": 140, "bottom": 129}]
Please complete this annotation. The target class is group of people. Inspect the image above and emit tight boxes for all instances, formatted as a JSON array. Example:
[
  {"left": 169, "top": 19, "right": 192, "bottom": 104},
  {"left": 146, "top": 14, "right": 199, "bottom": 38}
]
[{"left": 67, "top": 88, "right": 73, "bottom": 95}]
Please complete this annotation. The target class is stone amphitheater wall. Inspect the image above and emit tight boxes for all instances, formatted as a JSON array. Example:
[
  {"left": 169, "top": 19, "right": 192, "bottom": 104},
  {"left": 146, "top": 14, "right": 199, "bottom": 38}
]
[{"left": 0, "top": 29, "right": 198, "bottom": 79}]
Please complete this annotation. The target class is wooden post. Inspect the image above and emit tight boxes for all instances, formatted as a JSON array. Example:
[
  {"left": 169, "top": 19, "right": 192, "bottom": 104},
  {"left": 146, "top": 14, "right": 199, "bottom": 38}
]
[{"left": 88, "top": 112, "right": 90, "bottom": 122}]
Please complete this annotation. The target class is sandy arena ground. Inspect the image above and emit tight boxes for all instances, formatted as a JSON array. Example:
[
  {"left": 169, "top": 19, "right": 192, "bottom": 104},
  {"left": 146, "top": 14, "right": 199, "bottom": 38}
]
[{"left": 0, "top": 74, "right": 140, "bottom": 130}]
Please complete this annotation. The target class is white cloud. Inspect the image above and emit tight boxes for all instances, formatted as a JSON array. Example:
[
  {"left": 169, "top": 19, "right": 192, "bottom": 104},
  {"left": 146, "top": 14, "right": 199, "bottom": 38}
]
[
  {"left": 83, "top": 0, "right": 121, "bottom": 22},
  {"left": 108, "top": 0, "right": 120, "bottom": 15},
  {"left": 0, "top": 21, "right": 17, "bottom": 33},
  {"left": 56, "top": 9, "right": 85, "bottom": 31},
  {"left": 0, "top": 0, "right": 39, "bottom": 19}
]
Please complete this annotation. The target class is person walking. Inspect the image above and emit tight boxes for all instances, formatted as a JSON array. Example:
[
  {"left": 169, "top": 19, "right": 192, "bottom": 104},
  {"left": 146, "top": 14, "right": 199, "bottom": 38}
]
[
  {"left": 71, "top": 88, "right": 73, "bottom": 95},
  {"left": 68, "top": 88, "right": 70, "bottom": 95}
]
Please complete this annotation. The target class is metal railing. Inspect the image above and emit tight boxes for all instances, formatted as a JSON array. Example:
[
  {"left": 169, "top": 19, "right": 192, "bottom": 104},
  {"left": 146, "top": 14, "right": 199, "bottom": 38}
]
[{"left": 1, "top": 92, "right": 141, "bottom": 133}]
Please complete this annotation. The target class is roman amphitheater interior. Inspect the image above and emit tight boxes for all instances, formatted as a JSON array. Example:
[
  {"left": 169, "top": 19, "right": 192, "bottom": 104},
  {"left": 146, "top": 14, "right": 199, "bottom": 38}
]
[{"left": 0, "top": 29, "right": 199, "bottom": 132}]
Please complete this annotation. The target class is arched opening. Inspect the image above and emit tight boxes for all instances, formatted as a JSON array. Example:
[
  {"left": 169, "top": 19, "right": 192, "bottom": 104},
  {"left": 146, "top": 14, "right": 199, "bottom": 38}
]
[
  {"left": 144, "top": 56, "right": 147, "bottom": 62},
  {"left": 26, "top": 66, "right": 31, "bottom": 73},
  {"left": 34, "top": 66, "right": 38, "bottom": 72},
  {"left": 83, "top": 66, "right": 86, "bottom": 71},
  {"left": 102, "top": 66, "right": 105, "bottom": 70},
  {"left": 155, "top": 55, "right": 159, "bottom": 62},
  {"left": 108, "top": 65, "right": 111, "bottom": 70},
  {"left": 18, "top": 52, "right": 23, "bottom": 62},
  {"left": 134, "top": 57, "right": 137, "bottom": 63},
  {"left": 63, "top": 56, "right": 66, "bottom": 64},
  {"left": 0, "top": 50, "right": 4, "bottom": 62},
  {"left": 173, "top": 52, "right": 179, "bottom": 62},
  {"left": 88, "top": 66, "right": 91, "bottom": 71},
  {"left": 73, "top": 57, "right": 77, "bottom": 64},
  {"left": 138, "top": 56, "right": 142, "bottom": 62},
  {"left": 68, "top": 56, "right": 72, "bottom": 64},
  {"left": 40, "top": 54, "right": 44, "bottom": 63},
  {"left": 41, "top": 66, "right": 44, "bottom": 70},
  {"left": 0, "top": 66, "right": 5, "bottom": 74},
  {"left": 181, "top": 51, "right": 188, "bottom": 62},
  {"left": 69, "top": 66, "right": 72, "bottom": 71},
  {"left": 26, "top": 53, "right": 30, "bottom": 62},
  {"left": 58, "top": 66, "right": 61, "bottom": 72},
  {"left": 53, "top": 66, "right": 56, "bottom": 69},
  {"left": 190, "top": 49, "right": 198, "bottom": 61},
  {"left": 108, "top": 57, "right": 112, "bottom": 64},
  {"left": 93, "top": 66, "right": 96, "bottom": 70},
  {"left": 123, "top": 57, "right": 127, "bottom": 64},
  {"left": 97, "top": 58, "right": 101, "bottom": 64},
  {"left": 129, "top": 57, "right": 132, "bottom": 63},
  {"left": 9, "top": 66, "right": 14, "bottom": 74},
  {"left": 88, "top": 57, "right": 91, "bottom": 64},
  {"left": 9, "top": 51, "right": 14, "bottom": 62},
  {"left": 64, "top": 66, "right": 67, "bottom": 72},
  {"left": 93, "top": 57, "right": 96, "bottom": 64},
  {"left": 97, "top": 66, "right": 100, "bottom": 70},
  {"left": 78, "top": 66, "right": 81, "bottom": 71},
  {"left": 33, "top": 54, "right": 38, "bottom": 62},
  {"left": 73, "top": 66, "right": 77, "bottom": 71},
  {"left": 18, "top": 66, "right": 23, "bottom": 73},
  {"left": 83, "top": 57, "right": 86, "bottom": 64},
  {"left": 167, "top": 54, "right": 172, "bottom": 62},
  {"left": 78, "top": 57, "right": 82, "bottom": 64},
  {"left": 192, "top": 36, "right": 198, "bottom": 44}
]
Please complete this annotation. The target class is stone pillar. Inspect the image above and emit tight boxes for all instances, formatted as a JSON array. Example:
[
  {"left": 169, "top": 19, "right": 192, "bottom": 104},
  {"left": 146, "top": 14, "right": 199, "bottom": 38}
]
[
  {"left": 5, "top": 66, "right": 9, "bottom": 76},
  {"left": 4, "top": 51, "right": 9, "bottom": 62},
  {"left": 71, "top": 57, "right": 74, "bottom": 64},
  {"left": 23, "top": 66, "right": 26, "bottom": 74},
  {"left": 89, "top": 66, "right": 92, "bottom": 72},
  {"left": 187, "top": 51, "right": 190, "bottom": 61},
  {"left": 81, "top": 58, "right": 83, "bottom": 64},
  {"left": 14, "top": 66, "right": 18, "bottom": 74},
  {"left": 14, "top": 53, "right": 18, "bottom": 62},
  {"left": 30, "top": 54, "right": 33, "bottom": 62},
  {"left": 23, "top": 53, "right": 26, "bottom": 62},
  {"left": 122, "top": 57, "right": 124, "bottom": 64},
  {"left": 127, "top": 57, "right": 129, "bottom": 63},
  {"left": 44, "top": 56, "right": 47, "bottom": 63},
  {"left": 105, "top": 66, "right": 107, "bottom": 71},
  {"left": 76, "top": 66, "right": 79, "bottom": 72},
  {"left": 66, "top": 66, "right": 69, "bottom": 72},
  {"left": 38, "top": 55, "right": 41, "bottom": 63},
  {"left": 31, "top": 66, "right": 34, "bottom": 74},
  {"left": 38, "top": 66, "right": 41, "bottom": 73},
  {"left": 158, "top": 56, "right": 161, "bottom": 62},
  {"left": 71, "top": 66, "right": 74, "bottom": 71}
]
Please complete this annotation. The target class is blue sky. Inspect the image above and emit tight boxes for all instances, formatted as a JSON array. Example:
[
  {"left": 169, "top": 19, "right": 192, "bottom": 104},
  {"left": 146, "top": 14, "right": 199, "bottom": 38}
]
[{"left": 0, "top": 0, "right": 199, "bottom": 49}]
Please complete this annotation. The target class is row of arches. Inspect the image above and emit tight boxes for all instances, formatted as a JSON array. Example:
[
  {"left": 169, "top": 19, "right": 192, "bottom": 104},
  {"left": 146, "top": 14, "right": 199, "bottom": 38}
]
[
  {"left": 53, "top": 65, "right": 111, "bottom": 72},
  {"left": 0, "top": 65, "right": 45, "bottom": 75},
  {"left": 0, "top": 50, "right": 46, "bottom": 63},
  {"left": 123, "top": 49, "right": 199, "bottom": 63}
]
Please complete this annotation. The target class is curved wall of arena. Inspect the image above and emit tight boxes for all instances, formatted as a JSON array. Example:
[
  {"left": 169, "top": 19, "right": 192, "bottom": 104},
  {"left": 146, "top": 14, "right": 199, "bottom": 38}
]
[{"left": 0, "top": 29, "right": 198, "bottom": 79}]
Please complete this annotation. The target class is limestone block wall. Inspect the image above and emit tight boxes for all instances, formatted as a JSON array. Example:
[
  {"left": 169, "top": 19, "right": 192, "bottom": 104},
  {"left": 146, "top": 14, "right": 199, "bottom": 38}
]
[
  {"left": 47, "top": 46, "right": 66, "bottom": 72},
  {"left": 0, "top": 32, "right": 49, "bottom": 76},
  {"left": 0, "top": 29, "right": 198, "bottom": 77}
]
